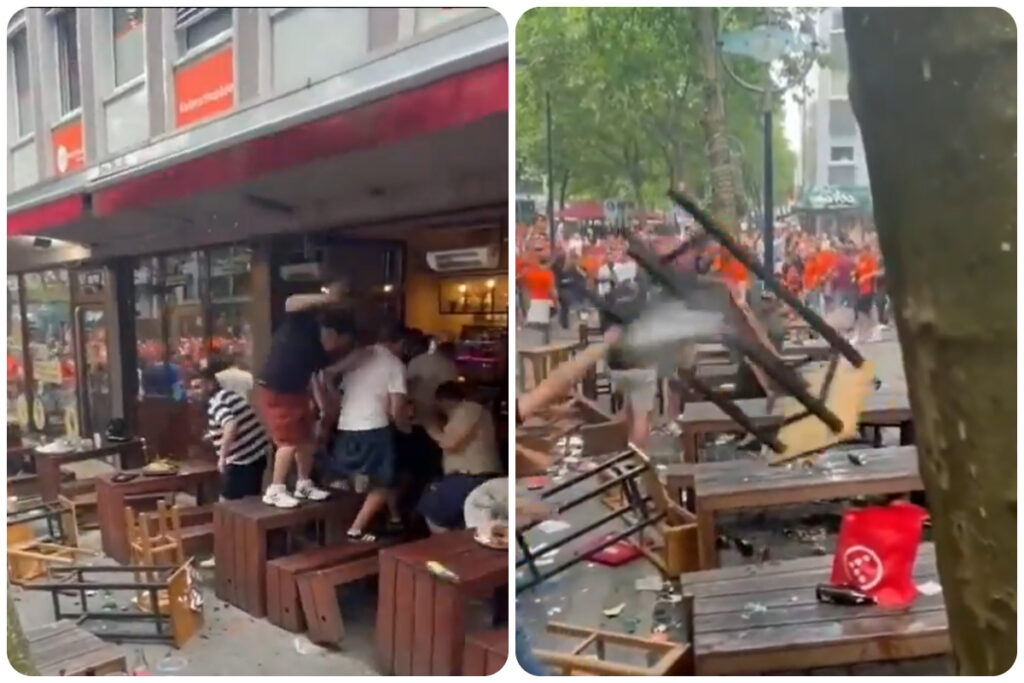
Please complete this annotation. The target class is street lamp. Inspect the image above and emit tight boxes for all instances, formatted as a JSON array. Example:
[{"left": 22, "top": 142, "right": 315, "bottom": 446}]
[{"left": 717, "top": 11, "right": 819, "bottom": 272}]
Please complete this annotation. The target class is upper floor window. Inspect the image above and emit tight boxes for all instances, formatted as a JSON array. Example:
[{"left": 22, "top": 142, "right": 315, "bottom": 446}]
[
  {"left": 9, "top": 29, "right": 32, "bottom": 137},
  {"left": 112, "top": 8, "right": 144, "bottom": 85},
  {"left": 53, "top": 9, "right": 81, "bottom": 114},
  {"left": 830, "top": 146, "right": 855, "bottom": 163},
  {"left": 177, "top": 8, "right": 232, "bottom": 52}
]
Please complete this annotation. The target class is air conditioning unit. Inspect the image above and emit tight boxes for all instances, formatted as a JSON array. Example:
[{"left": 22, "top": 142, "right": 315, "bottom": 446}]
[
  {"left": 426, "top": 246, "right": 499, "bottom": 272},
  {"left": 279, "top": 261, "right": 324, "bottom": 281}
]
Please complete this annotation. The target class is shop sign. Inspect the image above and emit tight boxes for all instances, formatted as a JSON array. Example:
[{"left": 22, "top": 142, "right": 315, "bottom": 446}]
[
  {"left": 52, "top": 117, "right": 85, "bottom": 175},
  {"left": 175, "top": 45, "right": 235, "bottom": 129}
]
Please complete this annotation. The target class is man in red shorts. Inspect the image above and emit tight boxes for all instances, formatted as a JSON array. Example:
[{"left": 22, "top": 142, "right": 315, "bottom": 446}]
[{"left": 256, "top": 283, "right": 365, "bottom": 508}]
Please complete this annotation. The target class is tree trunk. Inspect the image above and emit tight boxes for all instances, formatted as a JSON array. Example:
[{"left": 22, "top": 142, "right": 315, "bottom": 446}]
[
  {"left": 558, "top": 169, "right": 571, "bottom": 211},
  {"left": 693, "top": 7, "right": 738, "bottom": 233},
  {"left": 845, "top": 8, "right": 1016, "bottom": 675},
  {"left": 8, "top": 589, "right": 38, "bottom": 675}
]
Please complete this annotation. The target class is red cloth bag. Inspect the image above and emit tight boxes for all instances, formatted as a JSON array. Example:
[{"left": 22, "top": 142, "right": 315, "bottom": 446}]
[{"left": 829, "top": 503, "right": 929, "bottom": 608}]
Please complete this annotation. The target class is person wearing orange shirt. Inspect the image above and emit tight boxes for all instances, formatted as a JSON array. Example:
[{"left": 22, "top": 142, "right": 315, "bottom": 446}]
[
  {"left": 521, "top": 257, "right": 557, "bottom": 345},
  {"left": 852, "top": 246, "right": 881, "bottom": 344}
]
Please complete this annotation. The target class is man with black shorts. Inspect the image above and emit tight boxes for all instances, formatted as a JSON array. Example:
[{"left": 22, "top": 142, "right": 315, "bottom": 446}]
[{"left": 333, "top": 322, "right": 410, "bottom": 541}]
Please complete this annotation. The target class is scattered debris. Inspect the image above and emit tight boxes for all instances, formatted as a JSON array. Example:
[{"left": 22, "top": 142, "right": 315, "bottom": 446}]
[
  {"left": 811, "top": 544, "right": 828, "bottom": 556},
  {"left": 917, "top": 581, "right": 942, "bottom": 596},
  {"left": 537, "top": 519, "right": 571, "bottom": 534},
  {"left": 547, "top": 607, "right": 562, "bottom": 616},
  {"left": 603, "top": 603, "right": 626, "bottom": 618},
  {"left": 155, "top": 656, "right": 188, "bottom": 673},
  {"left": 743, "top": 602, "right": 768, "bottom": 614},
  {"left": 622, "top": 617, "right": 641, "bottom": 634},
  {"left": 759, "top": 546, "right": 771, "bottom": 563},
  {"left": 293, "top": 636, "right": 328, "bottom": 656},
  {"left": 733, "top": 537, "right": 754, "bottom": 557},
  {"left": 715, "top": 535, "right": 731, "bottom": 550},
  {"left": 635, "top": 576, "right": 663, "bottom": 592},
  {"left": 847, "top": 452, "right": 866, "bottom": 466},
  {"left": 425, "top": 561, "right": 460, "bottom": 583}
]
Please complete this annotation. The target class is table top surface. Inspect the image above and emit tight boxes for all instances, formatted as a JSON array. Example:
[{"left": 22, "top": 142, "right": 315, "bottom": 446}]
[
  {"left": 682, "top": 544, "right": 945, "bottom": 665},
  {"left": 29, "top": 439, "right": 143, "bottom": 459},
  {"left": 666, "top": 445, "right": 921, "bottom": 499},
  {"left": 95, "top": 459, "right": 217, "bottom": 486},
  {"left": 215, "top": 493, "right": 356, "bottom": 522},
  {"left": 383, "top": 529, "right": 506, "bottom": 588},
  {"left": 679, "top": 390, "right": 911, "bottom": 426}
]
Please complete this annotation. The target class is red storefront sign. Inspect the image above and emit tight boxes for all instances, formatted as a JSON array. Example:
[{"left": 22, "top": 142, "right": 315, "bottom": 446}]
[
  {"left": 175, "top": 45, "right": 235, "bottom": 129},
  {"left": 51, "top": 117, "right": 85, "bottom": 175}
]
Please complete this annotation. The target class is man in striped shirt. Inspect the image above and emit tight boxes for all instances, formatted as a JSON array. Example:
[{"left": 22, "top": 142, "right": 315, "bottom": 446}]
[{"left": 196, "top": 366, "right": 271, "bottom": 500}]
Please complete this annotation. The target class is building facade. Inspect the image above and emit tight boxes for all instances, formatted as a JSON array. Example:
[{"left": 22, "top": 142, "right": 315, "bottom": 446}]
[
  {"left": 799, "top": 7, "right": 869, "bottom": 191},
  {"left": 7, "top": 8, "right": 509, "bottom": 454}
]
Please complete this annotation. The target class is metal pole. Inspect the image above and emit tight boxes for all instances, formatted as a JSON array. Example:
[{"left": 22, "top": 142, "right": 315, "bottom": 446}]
[
  {"left": 546, "top": 90, "right": 556, "bottom": 249},
  {"left": 763, "top": 104, "right": 774, "bottom": 275}
]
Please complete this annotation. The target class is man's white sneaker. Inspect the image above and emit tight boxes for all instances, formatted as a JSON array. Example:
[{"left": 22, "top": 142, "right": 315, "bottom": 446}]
[
  {"left": 294, "top": 480, "right": 330, "bottom": 501},
  {"left": 262, "top": 487, "right": 300, "bottom": 508}
]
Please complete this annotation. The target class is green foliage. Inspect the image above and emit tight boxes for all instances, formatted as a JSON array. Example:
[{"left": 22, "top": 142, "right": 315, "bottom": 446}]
[{"left": 517, "top": 7, "right": 807, "bottom": 214}]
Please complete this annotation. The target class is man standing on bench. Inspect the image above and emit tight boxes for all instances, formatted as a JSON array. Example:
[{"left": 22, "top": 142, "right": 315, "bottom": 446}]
[{"left": 256, "top": 283, "right": 363, "bottom": 508}]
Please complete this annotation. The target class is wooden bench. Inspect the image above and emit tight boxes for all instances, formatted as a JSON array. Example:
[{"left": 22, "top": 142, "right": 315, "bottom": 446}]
[
  {"left": 376, "top": 530, "right": 507, "bottom": 675},
  {"left": 32, "top": 439, "right": 146, "bottom": 502},
  {"left": 297, "top": 547, "right": 382, "bottom": 644},
  {"left": 24, "top": 621, "right": 127, "bottom": 676},
  {"left": 677, "top": 391, "right": 913, "bottom": 463},
  {"left": 265, "top": 539, "right": 380, "bottom": 634},
  {"left": 214, "top": 494, "right": 360, "bottom": 618},
  {"left": 461, "top": 628, "right": 508, "bottom": 675},
  {"left": 664, "top": 445, "right": 924, "bottom": 570},
  {"left": 7, "top": 470, "right": 76, "bottom": 500},
  {"left": 682, "top": 543, "right": 948, "bottom": 674}
]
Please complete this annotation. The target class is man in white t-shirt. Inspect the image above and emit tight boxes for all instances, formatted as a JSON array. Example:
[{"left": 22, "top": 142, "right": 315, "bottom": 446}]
[
  {"left": 332, "top": 323, "right": 410, "bottom": 542},
  {"left": 406, "top": 341, "right": 459, "bottom": 423}
]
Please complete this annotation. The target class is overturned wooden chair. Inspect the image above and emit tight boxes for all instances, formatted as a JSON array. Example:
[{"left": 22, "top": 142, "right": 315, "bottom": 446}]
[
  {"left": 535, "top": 622, "right": 693, "bottom": 676},
  {"left": 7, "top": 498, "right": 94, "bottom": 584}
]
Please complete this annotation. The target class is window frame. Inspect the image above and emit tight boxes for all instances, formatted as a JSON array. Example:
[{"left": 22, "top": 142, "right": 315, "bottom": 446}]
[
  {"left": 830, "top": 146, "right": 855, "bottom": 163},
  {"left": 51, "top": 8, "right": 82, "bottom": 117},
  {"left": 8, "top": 26, "right": 33, "bottom": 140},
  {"left": 175, "top": 7, "right": 234, "bottom": 61},
  {"left": 110, "top": 7, "right": 146, "bottom": 89}
]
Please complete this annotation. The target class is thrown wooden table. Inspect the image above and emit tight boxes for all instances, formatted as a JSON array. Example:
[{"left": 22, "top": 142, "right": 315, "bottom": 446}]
[
  {"left": 682, "top": 543, "right": 948, "bottom": 674},
  {"left": 95, "top": 460, "right": 219, "bottom": 564},
  {"left": 693, "top": 341, "right": 831, "bottom": 365},
  {"left": 376, "top": 530, "right": 508, "bottom": 675},
  {"left": 214, "top": 494, "right": 360, "bottom": 618},
  {"left": 517, "top": 340, "right": 580, "bottom": 392},
  {"left": 664, "top": 445, "right": 924, "bottom": 570},
  {"left": 677, "top": 391, "right": 913, "bottom": 463},
  {"left": 33, "top": 439, "right": 146, "bottom": 502}
]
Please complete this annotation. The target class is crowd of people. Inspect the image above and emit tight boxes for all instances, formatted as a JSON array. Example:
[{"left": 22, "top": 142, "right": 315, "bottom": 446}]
[
  {"left": 516, "top": 217, "right": 889, "bottom": 345},
  {"left": 515, "top": 216, "right": 889, "bottom": 455},
  {"left": 190, "top": 283, "right": 506, "bottom": 542}
]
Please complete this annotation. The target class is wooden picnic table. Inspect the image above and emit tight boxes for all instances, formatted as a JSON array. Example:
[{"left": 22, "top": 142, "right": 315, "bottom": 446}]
[
  {"left": 677, "top": 391, "right": 914, "bottom": 463},
  {"left": 33, "top": 439, "right": 146, "bottom": 502},
  {"left": 213, "top": 494, "right": 359, "bottom": 618},
  {"left": 682, "top": 543, "right": 948, "bottom": 674},
  {"left": 663, "top": 445, "right": 923, "bottom": 569},
  {"left": 95, "top": 460, "right": 219, "bottom": 564},
  {"left": 376, "top": 529, "right": 507, "bottom": 675},
  {"left": 517, "top": 340, "right": 581, "bottom": 392}
]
